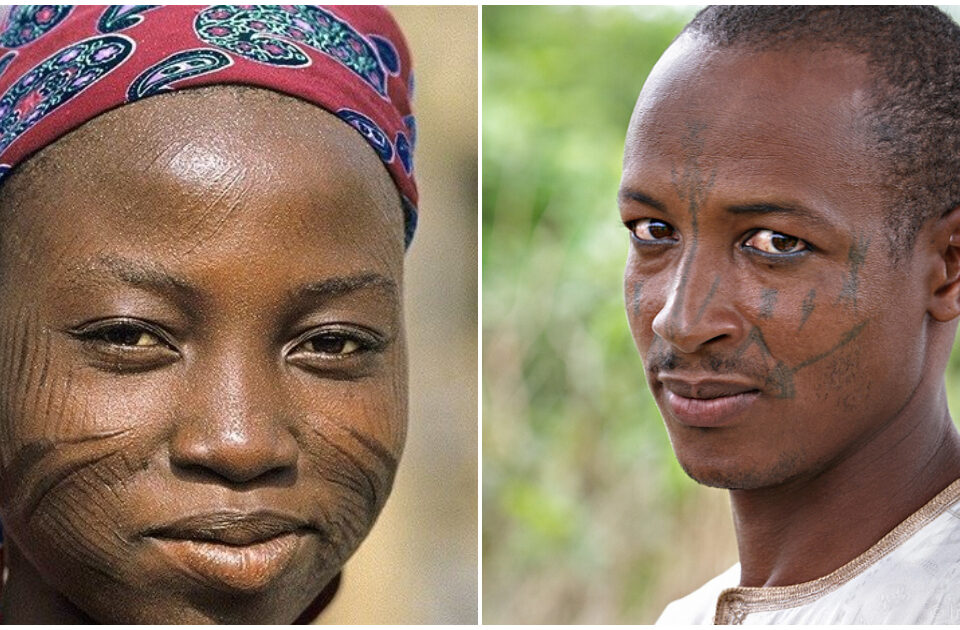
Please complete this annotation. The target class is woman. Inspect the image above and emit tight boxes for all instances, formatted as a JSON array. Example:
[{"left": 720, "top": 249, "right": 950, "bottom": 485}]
[{"left": 0, "top": 5, "right": 416, "bottom": 623}]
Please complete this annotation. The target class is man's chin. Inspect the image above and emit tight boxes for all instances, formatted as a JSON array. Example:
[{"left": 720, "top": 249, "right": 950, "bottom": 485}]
[{"left": 677, "top": 454, "right": 803, "bottom": 491}]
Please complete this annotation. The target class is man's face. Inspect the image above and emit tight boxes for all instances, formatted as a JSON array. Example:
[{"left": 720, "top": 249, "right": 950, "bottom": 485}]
[
  {"left": 620, "top": 37, "right": 935, "bottom": 490},
  {"left": 0, "top": 88, "right": 407, "bottom": 622}
]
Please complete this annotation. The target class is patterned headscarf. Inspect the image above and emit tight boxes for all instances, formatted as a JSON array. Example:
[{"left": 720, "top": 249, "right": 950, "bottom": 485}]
[{"left": 0, "top": 5, "right": 418, "bottom": 245}]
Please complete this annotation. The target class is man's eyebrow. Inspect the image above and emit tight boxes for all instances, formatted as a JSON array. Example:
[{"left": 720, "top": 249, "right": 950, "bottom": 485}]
[
  {"left": 618, "top": 187, "right": 667, "bottom": 212},
  {"left": 726, "top": 202, "right": 836, "bottom": 231},
  {"left": 294, "top": 273, "right": 398, "bottom": 303}
]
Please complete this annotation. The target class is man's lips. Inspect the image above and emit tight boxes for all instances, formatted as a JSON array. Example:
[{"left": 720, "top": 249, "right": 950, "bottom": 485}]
[
  {"left": 657, "top": 373, "right": 762, "bottom": 427},
  {"left": 657, "top": 373, "right": 761, "bottom": 399}
]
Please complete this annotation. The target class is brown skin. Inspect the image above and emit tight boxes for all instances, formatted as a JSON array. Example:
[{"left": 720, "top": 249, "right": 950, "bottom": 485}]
[
  {"left": 0, "top": 87, "right": 407, "bottom": 623},
  {"left": 620, "top": 36, "right": 960, "bottom": 588}
]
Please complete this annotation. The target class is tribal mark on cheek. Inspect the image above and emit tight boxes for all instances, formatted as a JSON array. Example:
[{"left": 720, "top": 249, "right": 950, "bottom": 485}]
[
  {"left": 692, "top": 275, "right": 721, "bottom": 326},
  {"left": 2, "top": 429, "right": 138, "bottom": 524},
  {"left": 303, "top": 424, "right": 399, "bottom": 546},
  {"left": 731, "top": 319, "right": 869, "bottom": 399},
  {"left": 837, "top": 235, "right": 870, "bottom": 308},
  {"left": 648, "top": 333, "right": 664, "bottom": 356},
  {"left": 731, "top": 325, "right": 795, "bottom": 398},
  {"left": 629, "top": 280, "right": 643, "bottom": 320},
  {"left": 758, "top": 288, "right": 778, "bottom": 319},
  {"left": 798, "top": 288, "right": 816, "bottom": 331}
]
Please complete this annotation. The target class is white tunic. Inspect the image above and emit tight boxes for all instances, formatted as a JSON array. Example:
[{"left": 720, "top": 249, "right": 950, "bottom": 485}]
[{"left": 656, "top": 479, "right": 960, "bottom": 624}]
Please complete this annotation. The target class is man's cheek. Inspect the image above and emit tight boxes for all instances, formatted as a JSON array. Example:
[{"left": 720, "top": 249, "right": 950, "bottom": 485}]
[{"left": 624, "top": 276, "right": 647, "bottom": 339}]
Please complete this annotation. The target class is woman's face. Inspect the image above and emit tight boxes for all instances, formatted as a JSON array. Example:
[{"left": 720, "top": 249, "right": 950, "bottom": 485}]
[{"left": 0, "top": 87, "right": 407, "bottom": 623}]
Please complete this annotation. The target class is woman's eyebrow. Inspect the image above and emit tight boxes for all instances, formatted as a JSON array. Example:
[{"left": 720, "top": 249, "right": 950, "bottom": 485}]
[
  {"left": 76, "top": 254, "right": 199, "bottom": 302},
  {"left": 293, "top": 273, "right": 398, "bottom": 304},
  {"left": 65, "top": 256, "right": 397, "bottom": 306}
]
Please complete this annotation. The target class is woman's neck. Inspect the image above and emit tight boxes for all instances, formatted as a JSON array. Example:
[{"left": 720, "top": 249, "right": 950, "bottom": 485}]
[{"left": 2, "top": 541, "right": 93, "bottom": 624}]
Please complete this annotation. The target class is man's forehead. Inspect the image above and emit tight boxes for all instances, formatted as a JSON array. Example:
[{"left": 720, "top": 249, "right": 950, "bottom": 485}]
[{"left": 624, "top": 36, "right": 876, "bottom": 170}]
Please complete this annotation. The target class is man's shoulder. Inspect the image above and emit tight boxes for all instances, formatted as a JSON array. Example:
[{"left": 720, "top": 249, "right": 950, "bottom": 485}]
[{"left": 655, "top": 563, "right": 740, "bottom": 625}]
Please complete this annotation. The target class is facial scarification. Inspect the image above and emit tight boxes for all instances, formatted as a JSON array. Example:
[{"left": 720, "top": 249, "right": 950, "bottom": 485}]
[
  {"left": 621, "top": 37, "right": 932, "bottom": 491},
  {"left": 662, "top": 123, "right": 718, "bottom": 343},
  {"left": 0, "top": 87, "right": 407, "bottom": 623}
]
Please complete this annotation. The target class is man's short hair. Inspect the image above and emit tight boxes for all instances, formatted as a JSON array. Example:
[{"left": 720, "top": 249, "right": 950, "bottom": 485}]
[{"left": 682, "top": 6, "right": 960, "bottom": 260}]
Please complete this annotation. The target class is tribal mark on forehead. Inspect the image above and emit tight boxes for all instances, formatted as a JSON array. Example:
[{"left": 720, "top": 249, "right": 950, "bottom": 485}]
[{"left": 669, "top": 122, "right": 718, "bottom": 222}]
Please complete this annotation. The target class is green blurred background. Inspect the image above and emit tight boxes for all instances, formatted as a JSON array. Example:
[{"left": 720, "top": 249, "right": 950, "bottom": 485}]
[{"left": 481, "top": 5, "right": 960, "bottom": 624}]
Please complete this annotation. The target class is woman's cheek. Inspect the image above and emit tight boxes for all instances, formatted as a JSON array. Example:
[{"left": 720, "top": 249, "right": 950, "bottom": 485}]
[
  {"left": 295, "top": 371, "right": 406, "bottom": 555},
  {"left": 0, "top": 323, "right": 168, "bottom": 564}
]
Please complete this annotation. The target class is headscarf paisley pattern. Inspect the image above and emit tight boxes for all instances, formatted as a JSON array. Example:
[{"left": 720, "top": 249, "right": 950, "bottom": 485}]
[{"left": 0, "top": 5, "right": 418, "bottom": 245}]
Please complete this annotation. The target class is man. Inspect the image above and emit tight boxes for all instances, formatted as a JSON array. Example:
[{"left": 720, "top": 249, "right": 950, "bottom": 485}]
[{"left": 619, "top": 6, "right": 960, "bottom": 624}]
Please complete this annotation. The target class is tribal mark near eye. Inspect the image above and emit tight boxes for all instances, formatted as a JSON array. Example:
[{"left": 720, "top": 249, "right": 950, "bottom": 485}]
[{"left": 836, "top": 235, "right": 870, "bottom": 309}]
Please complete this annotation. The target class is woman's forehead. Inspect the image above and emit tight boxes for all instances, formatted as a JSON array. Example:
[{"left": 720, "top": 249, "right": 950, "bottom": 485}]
[{"left": 0, "top": 88, "right": 404, "bottom": 284}]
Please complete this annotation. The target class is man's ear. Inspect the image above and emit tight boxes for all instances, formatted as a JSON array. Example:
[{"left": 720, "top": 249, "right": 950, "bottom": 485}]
[{"left": 928, "top": 204, "right": 960, "bottom": 322}]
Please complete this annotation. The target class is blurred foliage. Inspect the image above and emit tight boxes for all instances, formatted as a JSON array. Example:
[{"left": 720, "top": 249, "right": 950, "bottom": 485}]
[{"left": 482, "top": 5, "right": 960, "bottom": 624}]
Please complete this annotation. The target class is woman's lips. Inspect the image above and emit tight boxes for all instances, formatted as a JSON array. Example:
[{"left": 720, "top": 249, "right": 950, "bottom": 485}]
[
  {"left": 658, "top": 376, "right": 761, "bottom": 428},
  {"left": 146, "top": 512, "right": 311, "bottom": 593}
]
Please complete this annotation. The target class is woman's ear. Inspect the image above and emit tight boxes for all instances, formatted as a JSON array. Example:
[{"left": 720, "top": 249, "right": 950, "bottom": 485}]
[{"left": 928, "top": 205, "right": 960, "bottom": 322}]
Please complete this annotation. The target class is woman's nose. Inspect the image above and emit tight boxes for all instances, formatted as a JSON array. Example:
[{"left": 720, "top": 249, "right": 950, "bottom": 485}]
[
  {"left": 651, "top": 257, "right": 742, "bottom": 354},
  {"left": 170, "top": 357, "right": 299, "bottom": 484}
]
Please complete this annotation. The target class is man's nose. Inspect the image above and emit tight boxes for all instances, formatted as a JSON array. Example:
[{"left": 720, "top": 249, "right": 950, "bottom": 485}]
[
  {"left": 651, "top": 252, "right": 742, "bottom": 354},
  {"left": 170, "top": 355, "right": 299, "bottom": 484}
]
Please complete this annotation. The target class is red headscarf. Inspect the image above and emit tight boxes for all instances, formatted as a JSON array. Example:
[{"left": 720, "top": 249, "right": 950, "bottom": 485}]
[{"left": 0, "top": 5, "right": 418, "bottom": 244}]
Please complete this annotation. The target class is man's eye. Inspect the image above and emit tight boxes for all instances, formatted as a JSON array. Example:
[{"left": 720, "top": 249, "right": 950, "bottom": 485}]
[
  {"left": 629, "top": 218, "right": 677, "bottom": 242},
  {"left": 744, "top": 229, "right": 809, "bottom": 255}
]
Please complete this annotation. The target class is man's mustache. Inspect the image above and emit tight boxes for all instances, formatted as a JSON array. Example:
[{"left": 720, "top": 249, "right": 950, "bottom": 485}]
[{"left": 645, "top": 346, "right": 774, "bottom": 384}]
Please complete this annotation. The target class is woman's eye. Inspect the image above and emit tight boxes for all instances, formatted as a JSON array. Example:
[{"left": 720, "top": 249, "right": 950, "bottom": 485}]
[
  {"left": 300, "top": 334, "right": 361, "bottom": 356},
  {"left": 69, "top": 319, "right": 178, "bottom": 372},
  {"left": 629, "top": 218, "right": 677, "bottom": 242},
  {"left": 290, "top": 326, "right": 384, "bottom": 363},
  {"left": 75, "top": 321, "right": 169, "bottom": 349},
  {"left": 97, "top": 324, "right": 164, "bottom": 348},
  {"left": 744, "top": 229, "right": 809, "bottom": 255}
]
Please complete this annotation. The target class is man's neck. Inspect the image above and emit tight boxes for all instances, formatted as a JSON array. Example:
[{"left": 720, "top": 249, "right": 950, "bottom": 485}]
[{"left": 730, "top": 381, "right": 960, "bottom": 588}]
